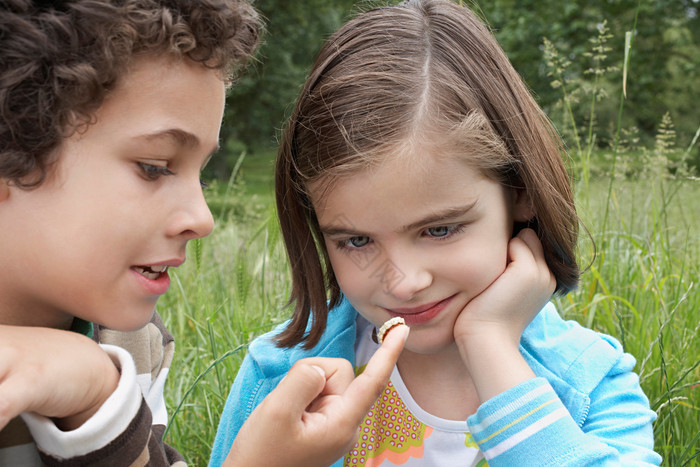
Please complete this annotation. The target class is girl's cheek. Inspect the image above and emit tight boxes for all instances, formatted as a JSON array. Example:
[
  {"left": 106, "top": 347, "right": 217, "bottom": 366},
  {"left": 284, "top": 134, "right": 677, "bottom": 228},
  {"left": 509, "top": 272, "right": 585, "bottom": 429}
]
[{"left": 330, "top": 256, "right": 366, "bottom": 293}]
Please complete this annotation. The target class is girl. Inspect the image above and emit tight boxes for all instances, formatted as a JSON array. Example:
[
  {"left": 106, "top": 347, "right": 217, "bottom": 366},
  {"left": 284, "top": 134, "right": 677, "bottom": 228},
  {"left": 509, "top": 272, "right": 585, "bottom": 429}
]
[{"left": 210, "top": 0, "right": 660, "bottom": 465}]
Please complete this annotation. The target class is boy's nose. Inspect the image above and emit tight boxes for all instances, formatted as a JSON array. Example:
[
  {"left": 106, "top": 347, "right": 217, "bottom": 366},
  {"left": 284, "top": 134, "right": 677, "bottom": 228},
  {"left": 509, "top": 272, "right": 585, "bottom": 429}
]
[{"left": 170, "top": 184, "right": 214, "bottom": 240}]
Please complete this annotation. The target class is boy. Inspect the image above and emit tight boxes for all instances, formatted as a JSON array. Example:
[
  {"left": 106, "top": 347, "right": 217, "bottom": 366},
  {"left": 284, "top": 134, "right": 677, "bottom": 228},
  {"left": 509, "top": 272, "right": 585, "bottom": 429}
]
[
  {"left": 0, "top": 1, "right": 259, "bottom": 464},
  {"left": 0, "top": 1, "right": 406, "bottom": 465}
]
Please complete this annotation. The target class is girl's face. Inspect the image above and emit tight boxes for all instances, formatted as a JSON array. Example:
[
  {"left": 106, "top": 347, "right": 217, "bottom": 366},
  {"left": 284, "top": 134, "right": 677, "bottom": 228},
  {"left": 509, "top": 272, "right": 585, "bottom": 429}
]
[
  {"left": 312, "top": 149, "right": 531, "bottom": 356},
  {"left": 0, "top": 56, "right": 223, "bottom": 331}
]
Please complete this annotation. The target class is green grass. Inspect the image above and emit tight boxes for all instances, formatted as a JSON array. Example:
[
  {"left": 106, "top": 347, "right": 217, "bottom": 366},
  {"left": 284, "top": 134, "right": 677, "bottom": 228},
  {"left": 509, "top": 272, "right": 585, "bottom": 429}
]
[
  {"left": 156, "top": 10, "right": 700, "bottom": 463},
  {"left": 157, "top": 155, "right": 699, "bottom": 466}
]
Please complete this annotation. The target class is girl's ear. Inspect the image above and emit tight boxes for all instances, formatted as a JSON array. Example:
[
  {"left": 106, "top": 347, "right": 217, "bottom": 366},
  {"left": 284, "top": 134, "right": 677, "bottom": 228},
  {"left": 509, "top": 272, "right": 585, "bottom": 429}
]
[{"left": 512, "top": 188, "right": 534, "bottom": 222}]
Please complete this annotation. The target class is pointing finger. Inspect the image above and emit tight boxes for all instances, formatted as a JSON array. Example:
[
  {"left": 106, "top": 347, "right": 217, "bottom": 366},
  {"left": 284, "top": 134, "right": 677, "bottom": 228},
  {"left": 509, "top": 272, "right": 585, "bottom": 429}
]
[{"left": 342, "top": 324, "right": 408, "bottom": 423}]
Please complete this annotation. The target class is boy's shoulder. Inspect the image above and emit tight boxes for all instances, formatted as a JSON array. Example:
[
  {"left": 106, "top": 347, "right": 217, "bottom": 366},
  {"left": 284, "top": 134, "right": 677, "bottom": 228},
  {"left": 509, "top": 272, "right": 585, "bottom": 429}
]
[
  {"left": 521, "top": 302, "right": 631, "bottom": 395},
  {"left": 93, "top": 311, "right": 176, "bottom": 424}
]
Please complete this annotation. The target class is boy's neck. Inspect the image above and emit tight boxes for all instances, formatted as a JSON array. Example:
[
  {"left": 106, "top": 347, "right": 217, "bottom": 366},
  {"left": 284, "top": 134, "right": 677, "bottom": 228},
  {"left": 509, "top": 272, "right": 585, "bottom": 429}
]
[
  {"left": 0, "top": 298, "right": 74, "bottom": 330},
  {"left": 396, "top": 344, "right": 480, "bottom": 420}
]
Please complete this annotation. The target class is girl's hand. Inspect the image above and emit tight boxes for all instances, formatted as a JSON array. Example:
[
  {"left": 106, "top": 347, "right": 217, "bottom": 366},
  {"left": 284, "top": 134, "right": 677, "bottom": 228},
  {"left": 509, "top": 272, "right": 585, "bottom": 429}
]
[
  {"left": 225, "top": 324, "right": 409, "bottom": 467},
  {"left": 453, "top": 228, "right": 555, "bottom": 401}
]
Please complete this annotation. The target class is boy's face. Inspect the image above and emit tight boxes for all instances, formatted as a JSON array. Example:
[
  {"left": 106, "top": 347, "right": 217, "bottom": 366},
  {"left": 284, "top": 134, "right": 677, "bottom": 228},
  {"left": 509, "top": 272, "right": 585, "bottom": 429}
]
[
  {"left": 0, "top": 56, "right": 224, "bottom": 331},
  {"left": 312, "top": 149, "right": 531, "bottom": 357}
]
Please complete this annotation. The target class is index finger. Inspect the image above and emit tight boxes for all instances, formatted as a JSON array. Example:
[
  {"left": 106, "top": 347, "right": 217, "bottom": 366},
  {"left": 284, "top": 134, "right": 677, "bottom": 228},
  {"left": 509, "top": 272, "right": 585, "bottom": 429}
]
[{"left": 342, "top": 324, "right": 408, "bottom": 421}]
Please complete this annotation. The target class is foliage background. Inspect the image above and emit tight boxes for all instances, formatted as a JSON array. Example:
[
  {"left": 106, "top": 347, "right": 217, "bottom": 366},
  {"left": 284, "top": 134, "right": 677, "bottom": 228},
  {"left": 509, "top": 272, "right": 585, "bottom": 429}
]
[{"left": 209, "top": 0, "right": 700, "bottom": 179}]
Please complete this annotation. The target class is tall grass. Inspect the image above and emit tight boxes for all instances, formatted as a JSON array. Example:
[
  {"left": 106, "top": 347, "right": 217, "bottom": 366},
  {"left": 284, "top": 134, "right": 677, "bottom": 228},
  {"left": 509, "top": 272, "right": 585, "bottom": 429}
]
[
  {"left": 160, "top": 17, "right": 699, "bottom": 467},
  {"left": 546, "top": 14, "right": 700, "bottom": 465}
]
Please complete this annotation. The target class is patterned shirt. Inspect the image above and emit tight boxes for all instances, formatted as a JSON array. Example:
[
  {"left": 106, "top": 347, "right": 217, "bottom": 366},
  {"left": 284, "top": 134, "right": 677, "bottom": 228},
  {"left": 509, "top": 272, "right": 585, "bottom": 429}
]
[{"left": 344, "top": 319, "right": 487, "bottom": 467}]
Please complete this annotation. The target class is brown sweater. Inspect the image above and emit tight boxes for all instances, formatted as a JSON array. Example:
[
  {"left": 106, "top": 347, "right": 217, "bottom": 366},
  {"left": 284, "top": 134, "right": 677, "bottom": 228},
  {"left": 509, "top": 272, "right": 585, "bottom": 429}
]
[{"left": 0, "top": 313, "right": 186, "bottom": 466}]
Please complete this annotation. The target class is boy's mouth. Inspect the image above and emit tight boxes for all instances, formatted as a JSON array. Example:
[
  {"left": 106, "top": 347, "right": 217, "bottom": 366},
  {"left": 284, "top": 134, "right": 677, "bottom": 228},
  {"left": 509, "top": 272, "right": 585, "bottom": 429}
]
[{"left": 133, "top": 265, "right": 169, "bottom": 280}]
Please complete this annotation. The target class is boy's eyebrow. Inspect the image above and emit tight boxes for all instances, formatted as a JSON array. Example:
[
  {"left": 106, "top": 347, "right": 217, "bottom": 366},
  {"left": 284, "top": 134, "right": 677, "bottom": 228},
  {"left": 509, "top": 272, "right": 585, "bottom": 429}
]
[
  {"left": 136, "top": 128, "right": 220, "bottom": 158},
  {"left": 320, "top": 201, "right": 478, "bottom": 236},
  {"left": 141, "top": 128, "right": 201, "bottom": 147}
]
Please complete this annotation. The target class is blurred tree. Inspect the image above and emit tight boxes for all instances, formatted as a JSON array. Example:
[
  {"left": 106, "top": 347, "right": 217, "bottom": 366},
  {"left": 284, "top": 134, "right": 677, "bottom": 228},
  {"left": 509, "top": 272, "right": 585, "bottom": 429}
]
[
  {"left": 212, "top": 0, "right": 699, "bottom": 178},
  {"left": 476, "top": 0, "right": 700, "bottom": 150},
  {"left": 209, "top": 0, "right": 354, "bottom": 179}
]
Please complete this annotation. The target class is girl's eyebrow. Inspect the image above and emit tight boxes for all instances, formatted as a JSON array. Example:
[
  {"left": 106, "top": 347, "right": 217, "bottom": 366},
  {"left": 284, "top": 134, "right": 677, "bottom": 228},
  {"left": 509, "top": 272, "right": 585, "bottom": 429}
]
[
  {"left": 319, "top": 201, "right": 478, "bottom": 237},
  {"left": 319, "top": 220, "right": 365, "bottom": 237},
  {"left": 400, "top": 201, "right": 478, "bottom": 232}
]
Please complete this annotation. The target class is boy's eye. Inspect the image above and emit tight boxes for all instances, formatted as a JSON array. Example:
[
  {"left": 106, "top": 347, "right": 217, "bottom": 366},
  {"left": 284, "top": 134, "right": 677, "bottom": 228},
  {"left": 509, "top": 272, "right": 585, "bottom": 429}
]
[
  {"left": 346, "top": 236, "right": 370, "bottom": 248},
  {"left": 138, "top": 162, "right": 174, "bottom": 180}
]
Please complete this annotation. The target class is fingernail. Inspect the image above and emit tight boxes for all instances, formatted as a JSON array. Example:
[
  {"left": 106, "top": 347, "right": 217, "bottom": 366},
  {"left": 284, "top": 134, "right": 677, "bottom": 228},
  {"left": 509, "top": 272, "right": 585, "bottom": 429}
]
[
  {"left": 401, "top": 324, "right": 410, "bottom": 343},
  {"left": 311, "top": 365, "right": 325, "bottom": 378}
]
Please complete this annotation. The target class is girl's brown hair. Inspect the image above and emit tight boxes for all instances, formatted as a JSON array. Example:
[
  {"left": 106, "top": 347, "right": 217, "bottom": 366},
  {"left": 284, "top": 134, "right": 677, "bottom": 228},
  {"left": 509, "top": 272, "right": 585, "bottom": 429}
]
[
  {"left": 1, "top": 0, "right": 261, "bottom": 188},
  {"left": 275, "top": 0, "right": 580, "bottom": 349}
]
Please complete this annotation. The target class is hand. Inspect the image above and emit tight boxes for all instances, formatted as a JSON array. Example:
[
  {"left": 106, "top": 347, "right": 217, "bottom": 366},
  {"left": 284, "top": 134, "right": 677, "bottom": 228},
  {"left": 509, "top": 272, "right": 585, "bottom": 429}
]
[
  {"left": 0, "top": 325, "right": 120, "bottom": 431},
  {"left": 224, "top": 324, "right": 409, "bottom": 467},
  {"left": 453, "top": 228, "right": 555, "bottom": 401}
]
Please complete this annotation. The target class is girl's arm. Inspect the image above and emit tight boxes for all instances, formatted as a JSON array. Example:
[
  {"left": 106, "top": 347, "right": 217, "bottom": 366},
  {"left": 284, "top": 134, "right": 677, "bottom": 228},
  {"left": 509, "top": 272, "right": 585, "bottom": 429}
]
[
  {"left": 466, "top": 364, "right": 660, "bottom": 466},
  {"left": 454, "top": 228, "right": 554, "bottom": 402},
  {"left": 454, "top": 229, "right": 660, "bottom": 465}
]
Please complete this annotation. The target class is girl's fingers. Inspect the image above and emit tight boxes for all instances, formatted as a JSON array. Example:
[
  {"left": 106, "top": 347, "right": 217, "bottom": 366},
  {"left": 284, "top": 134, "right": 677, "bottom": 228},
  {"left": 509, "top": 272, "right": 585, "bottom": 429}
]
[
  {"left": 261, "top": 325, "right": 407, "bottom": 446},
  {"left": 510, "top": 228, "right": 556, "bottom": 295},
  {"left": 514, "top": 228, "right": 547, "bottom": 264}
]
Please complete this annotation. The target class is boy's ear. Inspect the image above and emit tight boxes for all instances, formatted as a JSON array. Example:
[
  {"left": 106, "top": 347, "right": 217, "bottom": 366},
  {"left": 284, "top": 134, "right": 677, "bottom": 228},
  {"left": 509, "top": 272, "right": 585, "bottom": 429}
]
[
  {"left": 512, "top": 188, "right": 534, "bottom": 222},
  {"left": 0, "top": 180, "right": 9, "bottom": 202}
]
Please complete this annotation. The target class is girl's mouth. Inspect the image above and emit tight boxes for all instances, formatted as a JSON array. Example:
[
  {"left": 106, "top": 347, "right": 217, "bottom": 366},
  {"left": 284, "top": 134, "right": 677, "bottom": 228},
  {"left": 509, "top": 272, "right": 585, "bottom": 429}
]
[
  {"left": 133, "top": 265, "right": 169, "bottom": 280},
  {"left": 386, "top": 294, "right": 457, "bottom": 325}
]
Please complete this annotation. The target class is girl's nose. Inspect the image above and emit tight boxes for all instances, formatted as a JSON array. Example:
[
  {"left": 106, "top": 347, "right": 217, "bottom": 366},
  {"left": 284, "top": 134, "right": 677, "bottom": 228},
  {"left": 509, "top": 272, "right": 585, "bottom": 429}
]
[{"left": 379, "top": 251, "right": 432, "bottom": 301}]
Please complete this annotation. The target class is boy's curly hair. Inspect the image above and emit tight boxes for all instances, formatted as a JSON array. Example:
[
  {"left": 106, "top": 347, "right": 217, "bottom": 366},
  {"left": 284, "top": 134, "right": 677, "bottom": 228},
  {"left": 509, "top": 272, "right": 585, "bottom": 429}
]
[{"left": 0, "top": 0, "right": 261, "bottom": 187}]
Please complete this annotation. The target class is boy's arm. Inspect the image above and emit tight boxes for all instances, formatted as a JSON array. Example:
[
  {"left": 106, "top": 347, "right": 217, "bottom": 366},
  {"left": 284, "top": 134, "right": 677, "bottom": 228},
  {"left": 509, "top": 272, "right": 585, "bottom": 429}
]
[
  {"left": 0, "top": 325, "right": 120, "bottom": 432},
  {"left": 92, "top": 312, "right": 186, "bottom": 466},
  {"left": 0, "top": 317, "right": 186, "bottom": 466},
  {"left": 20, "top": 344, "right": 165, "bottom": 465}
]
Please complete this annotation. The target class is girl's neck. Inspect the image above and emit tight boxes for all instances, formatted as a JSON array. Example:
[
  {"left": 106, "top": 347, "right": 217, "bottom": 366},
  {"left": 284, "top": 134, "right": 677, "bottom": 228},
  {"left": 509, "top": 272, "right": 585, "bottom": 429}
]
[{"left": 396, "top": 343, "right": 480, "bottom": 420}]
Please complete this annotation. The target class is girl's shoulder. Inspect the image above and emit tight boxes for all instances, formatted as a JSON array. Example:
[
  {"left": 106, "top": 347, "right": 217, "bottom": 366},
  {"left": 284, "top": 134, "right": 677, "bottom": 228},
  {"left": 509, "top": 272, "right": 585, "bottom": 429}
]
[
  {"left": 521, "top": 302, "right": 633, "bottom": 394},
  {"left": 246, "top": 299, "right": 360, "bottom": 379}
]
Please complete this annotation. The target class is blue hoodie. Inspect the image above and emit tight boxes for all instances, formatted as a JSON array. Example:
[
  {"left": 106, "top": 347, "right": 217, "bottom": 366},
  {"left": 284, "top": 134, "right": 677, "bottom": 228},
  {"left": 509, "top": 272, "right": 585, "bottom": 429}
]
[{"left": 210, "top": 301, "right": 661, "bottom": 466}]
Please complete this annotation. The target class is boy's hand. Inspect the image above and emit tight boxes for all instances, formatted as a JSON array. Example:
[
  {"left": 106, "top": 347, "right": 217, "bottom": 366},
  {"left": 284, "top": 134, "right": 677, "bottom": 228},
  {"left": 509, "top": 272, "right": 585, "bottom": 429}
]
[
  {"left": 0, "top": 325, "right": 120, "bottom": 431},
  {"left": 453, "top": 228, "right": 555, "bottom": 401},
  {"left": 225, "top": 324, "right": 409, "bottom": 467}
]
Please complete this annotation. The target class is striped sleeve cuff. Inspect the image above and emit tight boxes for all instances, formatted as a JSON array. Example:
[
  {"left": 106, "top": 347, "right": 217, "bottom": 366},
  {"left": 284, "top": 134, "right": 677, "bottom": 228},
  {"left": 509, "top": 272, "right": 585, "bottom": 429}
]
[
  {"left": 467, "top": 377, "right": 580, "bottom": 465},
  {"left": 21, "top": 345, "right": 142, "bottom": 459}
]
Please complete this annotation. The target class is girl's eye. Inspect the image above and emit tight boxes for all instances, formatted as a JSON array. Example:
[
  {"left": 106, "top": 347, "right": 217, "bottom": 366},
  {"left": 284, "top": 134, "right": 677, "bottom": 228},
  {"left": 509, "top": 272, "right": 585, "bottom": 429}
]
[
  {"left": 138, "top": 162, "right": 174, "bottom": 180},
  {"left": 200, "top": 178, "right": 209, "bottom": 189},
  {"left": 347, "top": 236, "right": 371, "bottom": 248},
  {"left": 425, "top": 225, "right": 463, "bottom": 239},
  {"left": 340, "top": 235, "right": 371, "bottom": 249}
]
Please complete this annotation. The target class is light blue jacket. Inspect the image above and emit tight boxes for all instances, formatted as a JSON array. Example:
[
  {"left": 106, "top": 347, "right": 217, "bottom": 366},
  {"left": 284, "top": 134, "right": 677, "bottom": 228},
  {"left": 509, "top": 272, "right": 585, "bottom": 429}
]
[{"left": 210, "top": 300, "right": 661, "bottom": 466}]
